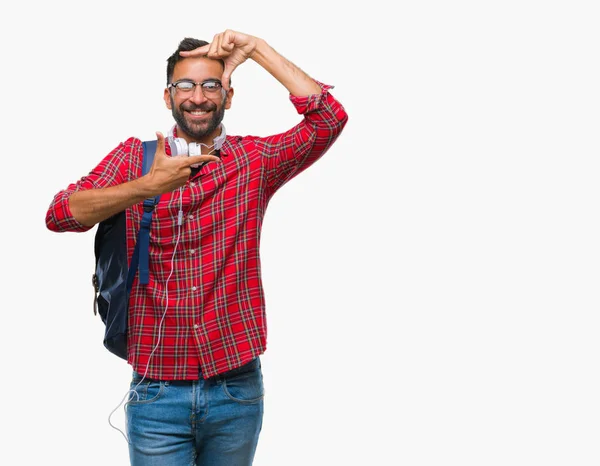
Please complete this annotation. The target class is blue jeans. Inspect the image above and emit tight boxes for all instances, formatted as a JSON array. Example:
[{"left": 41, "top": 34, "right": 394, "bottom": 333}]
[{"left": 126, "top": 358, "right": 264, "bottom": 465}]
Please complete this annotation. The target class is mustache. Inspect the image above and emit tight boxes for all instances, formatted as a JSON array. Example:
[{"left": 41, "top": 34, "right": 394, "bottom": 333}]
[{"left": 182, "top": 101, "right": 217, "bottom": 112}]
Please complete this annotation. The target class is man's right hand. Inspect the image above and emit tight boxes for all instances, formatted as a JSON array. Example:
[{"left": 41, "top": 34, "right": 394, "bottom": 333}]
[{"left": 146, "top": 131, "right": 221, "bottom": 195}]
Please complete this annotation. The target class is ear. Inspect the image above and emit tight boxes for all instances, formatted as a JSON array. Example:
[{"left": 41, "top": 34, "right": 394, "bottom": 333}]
[
  {"left": 224, "top": 87, "right": 234, "bottom": 110},
  {"left": 164, "top": 88, "right": 172, "bottom": 110}
]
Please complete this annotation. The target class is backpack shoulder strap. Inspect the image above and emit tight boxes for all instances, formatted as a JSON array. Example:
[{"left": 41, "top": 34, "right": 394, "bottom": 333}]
[
  {"left": 142, "top": 140, "right": 158, "bottom": 175},
  {"left": 127, "top": 140, "right": 161, "bottom": 291}
]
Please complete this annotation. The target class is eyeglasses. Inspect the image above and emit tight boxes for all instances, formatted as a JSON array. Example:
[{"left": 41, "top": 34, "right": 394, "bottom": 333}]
[{"left": 168, "top": 79, "right": 223, "bottom": 96}]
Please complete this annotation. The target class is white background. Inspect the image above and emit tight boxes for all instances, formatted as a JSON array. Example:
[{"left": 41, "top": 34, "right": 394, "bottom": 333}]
[{"left": 1, "top": 0, "right": 599, "bottom": 465}]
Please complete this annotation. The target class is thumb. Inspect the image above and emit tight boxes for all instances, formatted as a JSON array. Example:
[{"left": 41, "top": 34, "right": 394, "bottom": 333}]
[
  {"left": 155, "top": 131, "right": 167, "bottom": 156},
  {"left": 222, "top": 65, "right": 234, "bottom": 91}
]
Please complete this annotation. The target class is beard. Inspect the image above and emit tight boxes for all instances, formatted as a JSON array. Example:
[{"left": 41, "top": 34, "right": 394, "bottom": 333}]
[{"left": 170, "top": 94, "right": 226, "bottom": 140}]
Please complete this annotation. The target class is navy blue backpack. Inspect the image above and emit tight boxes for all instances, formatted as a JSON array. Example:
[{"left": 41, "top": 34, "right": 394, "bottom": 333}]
[{"left": 92, "top": 140, "right": 160, "bottom": 360}]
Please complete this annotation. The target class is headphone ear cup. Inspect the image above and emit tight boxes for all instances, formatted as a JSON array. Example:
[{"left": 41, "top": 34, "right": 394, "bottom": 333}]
[{"left": 167, "top": 137, "right": 188, "bottom": 156}]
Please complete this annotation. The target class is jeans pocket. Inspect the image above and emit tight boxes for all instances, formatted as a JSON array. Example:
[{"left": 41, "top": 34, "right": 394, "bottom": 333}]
[
  {"left": 127, "top": 375, "right": 165, "bottom": 405},
  {"left": 222, "top": 367, "right": 264, "bottom": 404}
]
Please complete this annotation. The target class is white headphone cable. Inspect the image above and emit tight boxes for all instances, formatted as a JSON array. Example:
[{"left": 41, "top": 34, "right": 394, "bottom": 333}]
[{"left": 108, "top": 186, "right": 185, "bottom": 443}]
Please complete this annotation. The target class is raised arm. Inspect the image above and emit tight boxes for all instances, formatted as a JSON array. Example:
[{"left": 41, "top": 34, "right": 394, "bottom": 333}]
[{"left": 180, "top": 30, "right": 349, "bottom": 193}]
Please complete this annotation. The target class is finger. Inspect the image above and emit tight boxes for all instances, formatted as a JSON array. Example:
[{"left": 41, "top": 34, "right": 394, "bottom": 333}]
[
  {"left": 215, "top": 33, "right": 224, "bottom": 55},
  {"left": 222, "top": 41, "right": 234, "bottom": 52},
  {"left": 210, "top": 33, "right": 233, "bottom": 58},
  {"left": 223, "top": 29, "right": 237, "bottom": 49},
  {"left": 221, "top": 30, "right": 235, "bottom": 53},
  {"left": 207, "top": 33, "right": 222, "bottom": 58},
  {"left": 179, "top": 44, "right": 209, "bottom": 57},
  {"left": 185, "top": 154, "right": 221, "bottom": 166}
]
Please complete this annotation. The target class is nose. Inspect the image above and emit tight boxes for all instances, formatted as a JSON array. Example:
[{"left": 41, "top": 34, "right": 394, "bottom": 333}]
[{"left": 188, "top": 85, "right": 208, "bottom": 104}]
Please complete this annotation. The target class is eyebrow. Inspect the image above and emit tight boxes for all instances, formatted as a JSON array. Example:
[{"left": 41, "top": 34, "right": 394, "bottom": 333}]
[{"left": 175, "top": 77, "right": 222, "bottom": 83}]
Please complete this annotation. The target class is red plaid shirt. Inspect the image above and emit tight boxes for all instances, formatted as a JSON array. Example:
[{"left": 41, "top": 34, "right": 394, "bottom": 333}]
[{"left": 46, "top": 82, "right": 348, "bottom": 379}]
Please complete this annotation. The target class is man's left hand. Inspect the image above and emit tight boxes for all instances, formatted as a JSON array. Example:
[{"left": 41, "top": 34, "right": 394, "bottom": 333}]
[{"left": 179, "top": 29, "right": 260, "bottom": 90}]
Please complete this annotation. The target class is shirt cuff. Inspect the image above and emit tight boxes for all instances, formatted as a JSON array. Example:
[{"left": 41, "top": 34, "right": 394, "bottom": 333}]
[
  {"left": 55, "top": 191, "right": 94, "bottom": 232},
  {"left": 289, "top": 81, "right": 335, "bottom": 114}
]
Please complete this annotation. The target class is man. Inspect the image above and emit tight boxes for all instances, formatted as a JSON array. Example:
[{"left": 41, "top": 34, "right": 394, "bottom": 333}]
[{"left": 45, "top": 29, "right": 348, "bottom": 465}]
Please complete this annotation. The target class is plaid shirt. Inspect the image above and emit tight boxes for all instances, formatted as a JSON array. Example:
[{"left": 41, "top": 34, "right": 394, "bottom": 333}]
[{"left": 46, "top": 82, "right": 348, "bottom": 379}]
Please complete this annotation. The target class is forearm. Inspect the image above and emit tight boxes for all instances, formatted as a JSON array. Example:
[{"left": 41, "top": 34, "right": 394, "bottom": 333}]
[
  {"left": 262, "top": 83, "right": 349, "bottom": 192},
  {"left": 69, "top": 176, "right": 156, "bottom": 227},
  {"left": 251, "top": 39, "right": 321, "bottom": 97}
]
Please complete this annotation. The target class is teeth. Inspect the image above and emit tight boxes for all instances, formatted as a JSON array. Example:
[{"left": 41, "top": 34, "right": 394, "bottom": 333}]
[{"left": 190, "top": 111, "right": 207, "bottom": 115}]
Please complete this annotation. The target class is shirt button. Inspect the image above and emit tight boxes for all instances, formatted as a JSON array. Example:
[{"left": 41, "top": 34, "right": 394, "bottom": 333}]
[
  {"left": 194, "top": 324, "right": 199, "bottom": 329},
  {"left": 188, "top": 215, "right": 193, "bottom": 220},
  {"left": 190, "top": 249, "right": 195, "bottom": 254},
  {"left": 192, "top": 286, "right": 197, "bottom": 291}
]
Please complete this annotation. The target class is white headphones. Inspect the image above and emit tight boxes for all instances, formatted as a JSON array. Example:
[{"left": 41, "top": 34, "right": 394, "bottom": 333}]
[{"left": 166, "top": 124, "right": 227, "bottom": 156}]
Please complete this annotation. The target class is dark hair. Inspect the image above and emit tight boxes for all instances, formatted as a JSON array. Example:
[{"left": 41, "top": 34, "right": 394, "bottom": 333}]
[{"left": 166, "top": 37, "right": 226, "bottom": 85}]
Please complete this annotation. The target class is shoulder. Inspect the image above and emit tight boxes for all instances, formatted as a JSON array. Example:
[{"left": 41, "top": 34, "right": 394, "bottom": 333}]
[
  {"left": 104, "top": 136, "right": 144, "bottom": 159},
  {"left": 122, "top": 136, "right": 145, "bottom": 153},
  {"left": 102, "top": 137, "right": 145, "bottom": 178}
]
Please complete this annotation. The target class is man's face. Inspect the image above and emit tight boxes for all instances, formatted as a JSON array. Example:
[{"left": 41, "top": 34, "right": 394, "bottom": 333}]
[{"left": 164, "top": 57, "right": 233, "bottom": 142}]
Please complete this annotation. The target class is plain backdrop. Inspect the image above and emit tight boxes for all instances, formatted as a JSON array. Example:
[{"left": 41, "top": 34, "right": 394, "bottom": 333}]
[{"left": 2, "top": 0, "right": 600, "bottom": 465}]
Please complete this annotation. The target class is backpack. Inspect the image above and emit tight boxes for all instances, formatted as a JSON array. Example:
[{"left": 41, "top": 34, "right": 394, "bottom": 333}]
[{"left": 91, "top": 140, "right": 161, "bottom": 360}]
